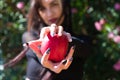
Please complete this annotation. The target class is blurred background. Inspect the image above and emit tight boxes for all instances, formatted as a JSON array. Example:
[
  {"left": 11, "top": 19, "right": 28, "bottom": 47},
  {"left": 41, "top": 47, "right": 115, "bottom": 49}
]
[{"left": 0, "top": 0, "right": 120, "bottom": 80}]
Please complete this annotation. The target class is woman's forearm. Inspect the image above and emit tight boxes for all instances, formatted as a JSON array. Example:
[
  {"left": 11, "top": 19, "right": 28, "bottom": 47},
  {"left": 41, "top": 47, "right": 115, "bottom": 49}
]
[{"left": 4, "top": 46, "right": 29, "bottom": 69}]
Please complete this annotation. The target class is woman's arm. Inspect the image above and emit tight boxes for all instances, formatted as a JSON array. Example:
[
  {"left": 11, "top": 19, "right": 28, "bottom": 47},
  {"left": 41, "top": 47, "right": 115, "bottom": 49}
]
[
  {"left": 3, "top": 31, "right": 36, "bottom": 69},
  {"left": 3, "top": 44, "right": 29, "bottom": 69}
]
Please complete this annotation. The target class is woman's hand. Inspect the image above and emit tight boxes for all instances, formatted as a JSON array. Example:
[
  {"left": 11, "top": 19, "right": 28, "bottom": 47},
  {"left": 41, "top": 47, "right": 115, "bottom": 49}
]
[
  {"left": 41, "top": 46, "right": 74, "bottom": 73},
  {"left": 39, "top": 24, "right": 72, "bottom": 42},
  {"left": 39, "top": 24, "right": 74, "bottom": 73},
  {"left": 24, "top": 23, "right": 75, "bottom": 73},
  {"left": 23, "top": 39, "right": 43, "bottom": 58}
]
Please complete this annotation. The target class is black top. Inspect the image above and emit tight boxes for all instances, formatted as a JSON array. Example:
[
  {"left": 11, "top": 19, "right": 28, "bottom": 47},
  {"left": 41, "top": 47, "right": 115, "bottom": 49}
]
[{"left": 22, "top": 31, "right": 92, "bottom": 80}]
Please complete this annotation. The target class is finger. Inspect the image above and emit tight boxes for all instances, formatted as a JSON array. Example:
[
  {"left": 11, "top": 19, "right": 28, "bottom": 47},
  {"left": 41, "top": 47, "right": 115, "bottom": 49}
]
[
  {"left": 40, "top": 28, "right": 46, "bottom": 40},
  {"left": 63, "top": 57, "right": 73, "bottom": 70},
  {"left": 58, "top": 26, "right": 63, "bottom": 36},
  {"left": 63, "top": 32, "right": 72, "bottom": 42},
  {"left": 50, "top": 24, "right": 57, "bottom": 37},
  {"left": 63, "top": 46, "right": 75, "bottom": 69},
  {"left": 41, "top": 59, "right": 57, "bottom": 73},
  {"left": 66, "top": 46, "right": 75, "bottom": 59},
  {"left": 41, "top": 49, "right": 63, "bottom": 74},
  {"left": 40, "top": 27, "right": 50, "bottom": 40},
  {"left": 28, "top": 40, "right": 42, "bottom": 51},
  {"left": 26, "top": 40, "right": 42, "bottom": 58},
  {"left": 53, "top": 59, "right": 67, "bottom": 73},
  {"left": 53, "top": 46, "right": 75, "bottom": 72},
  {"left": 61, "top": 59, "right": 67, "bottom": 65},
  {"left": 41, "top": 48, "right": 50, "bottom": 63}
]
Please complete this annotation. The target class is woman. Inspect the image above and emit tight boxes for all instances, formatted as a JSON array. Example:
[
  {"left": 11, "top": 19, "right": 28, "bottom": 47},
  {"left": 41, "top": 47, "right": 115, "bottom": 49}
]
[{"left": 22, "top": 0, "right": 92, "bottom": 80}]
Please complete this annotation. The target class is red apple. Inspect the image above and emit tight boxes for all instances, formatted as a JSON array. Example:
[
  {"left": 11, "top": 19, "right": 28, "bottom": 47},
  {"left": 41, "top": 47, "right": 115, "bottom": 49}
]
[{"left": 40, "top": 33, "right": 69, "bottom": 62}]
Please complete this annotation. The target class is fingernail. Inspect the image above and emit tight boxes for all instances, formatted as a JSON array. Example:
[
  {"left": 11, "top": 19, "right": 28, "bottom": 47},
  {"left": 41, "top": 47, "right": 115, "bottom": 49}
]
[
  {"left": 62, "top": 60, "right": 67, "bottom": 65},
  {"left": 46, "top": 48, "right": 50, "bottom": 54},
  {"left": 69, "top": 57, "right": 73, "bottom": 61},
  {"left": 26, "top": 43, "right": 29, "bottom": 46}
]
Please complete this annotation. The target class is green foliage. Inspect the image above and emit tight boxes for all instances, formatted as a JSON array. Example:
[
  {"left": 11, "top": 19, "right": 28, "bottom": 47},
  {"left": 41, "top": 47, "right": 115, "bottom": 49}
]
[
  {"left": 0, "top": 0, "right": 28, "bottom": 80},
  {"left": 0, "top": 0, "right": 120, "bottom": 80},
  {"left": 71, "top": 0, "right": 120, "bottom": 80}
]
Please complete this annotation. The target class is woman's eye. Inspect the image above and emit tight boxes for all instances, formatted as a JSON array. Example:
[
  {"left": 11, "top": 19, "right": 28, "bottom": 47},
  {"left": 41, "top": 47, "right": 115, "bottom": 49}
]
[
  {"left": 39, "top": 7, "right": 45, "bottom": 11},
  {"left": 51, "top": 3, "right": 58, "bottom": 7}
]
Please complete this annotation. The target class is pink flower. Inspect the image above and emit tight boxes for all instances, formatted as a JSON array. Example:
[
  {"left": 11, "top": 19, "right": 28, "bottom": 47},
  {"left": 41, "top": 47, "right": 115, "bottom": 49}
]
[
  {"left": 114, "top": 3, "right": 120, "bottom": 11},
  {"left": 113, "top": 60, "right": 120, "bottom": 71},
  {"left": 108, "top": 32, "right": 115, "bottom": 39},
  {"left": 113, "top": 35, "right": 120, "bottom": 43},
  {"left": 99, "top": 18, "right": 106, "bottom": 25},
  {"left": 71, "top": 8, "right": 78, "bottom": 14},
  {"left": 116, "top": 26, "right": 120, "bottom": 32},
  {"left": 16, "top": 2, "right": 24, "bottom": 9},
  {"left": 94, "top": 21, "right": 102, "bottom": 31}
]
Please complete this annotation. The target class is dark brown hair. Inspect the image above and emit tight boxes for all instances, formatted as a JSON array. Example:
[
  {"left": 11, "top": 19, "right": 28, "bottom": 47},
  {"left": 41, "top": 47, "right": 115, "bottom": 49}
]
[{"left": 27, "top": 0, "right": 72, "bottom": 34}]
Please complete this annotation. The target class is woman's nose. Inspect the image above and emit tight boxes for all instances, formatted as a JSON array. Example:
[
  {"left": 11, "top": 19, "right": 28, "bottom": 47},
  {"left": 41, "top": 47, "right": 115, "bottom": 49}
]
[{"left": 46, "top": 9, "right": 53, "bottom": 17}]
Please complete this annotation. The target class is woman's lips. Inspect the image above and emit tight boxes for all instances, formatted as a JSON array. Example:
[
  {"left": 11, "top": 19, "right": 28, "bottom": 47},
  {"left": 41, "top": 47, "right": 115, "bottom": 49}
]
[{"left": 49, "top": 18, "right": 58, "bottom": 23}]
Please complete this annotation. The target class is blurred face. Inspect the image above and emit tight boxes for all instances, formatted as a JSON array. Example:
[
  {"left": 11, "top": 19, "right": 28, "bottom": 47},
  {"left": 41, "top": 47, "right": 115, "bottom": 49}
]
[{"left": 38, "top": 0, "right": 64, "bottom": 26}]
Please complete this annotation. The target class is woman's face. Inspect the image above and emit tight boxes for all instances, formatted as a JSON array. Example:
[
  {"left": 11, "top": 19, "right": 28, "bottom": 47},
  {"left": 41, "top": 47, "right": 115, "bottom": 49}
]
[{"left": 38, "top": 0, "right": 64, "bottom": 26}]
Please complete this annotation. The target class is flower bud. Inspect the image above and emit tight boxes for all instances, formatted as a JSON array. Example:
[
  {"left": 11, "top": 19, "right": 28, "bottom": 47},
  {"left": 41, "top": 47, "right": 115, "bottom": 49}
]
[{"left": 16, "top": 2, "right": 24, "bottom": 9}]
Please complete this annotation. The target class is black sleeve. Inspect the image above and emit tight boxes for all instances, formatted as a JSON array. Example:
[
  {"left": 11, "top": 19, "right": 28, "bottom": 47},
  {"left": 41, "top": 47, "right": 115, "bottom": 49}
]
[{"left": 68, "top": 36, "right": 92, "bottom": 60}]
